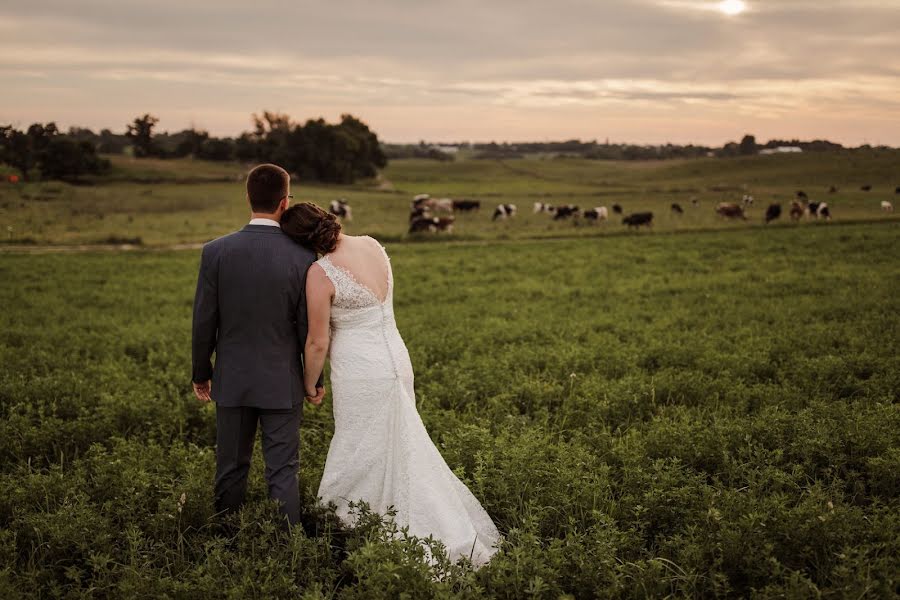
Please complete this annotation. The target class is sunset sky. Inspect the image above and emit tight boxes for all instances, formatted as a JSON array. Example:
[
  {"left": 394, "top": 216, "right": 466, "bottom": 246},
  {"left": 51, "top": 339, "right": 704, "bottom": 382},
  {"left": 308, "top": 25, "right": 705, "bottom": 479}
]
[{"left": 2, "top": 0, "right": 899, "bottom": 145}]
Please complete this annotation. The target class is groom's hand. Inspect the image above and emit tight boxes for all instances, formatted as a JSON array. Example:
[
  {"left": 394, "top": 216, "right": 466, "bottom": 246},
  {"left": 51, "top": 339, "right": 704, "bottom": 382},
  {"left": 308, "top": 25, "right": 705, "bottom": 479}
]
[
  {"left": 306, "top": 386, "right": 325, "bottom": 406},
  {"left": 192, "top": 380, "right": 212, "bottom": 403}
]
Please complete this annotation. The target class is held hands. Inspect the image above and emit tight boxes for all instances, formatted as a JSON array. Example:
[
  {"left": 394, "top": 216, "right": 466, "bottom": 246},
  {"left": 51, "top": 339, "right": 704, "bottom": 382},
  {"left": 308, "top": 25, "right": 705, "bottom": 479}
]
[
  {"left": 192, "top": 380, "right": 212, "bottom": 403},
  {"left": 305, "top": 386, "right": 325, "bottom": 406}
]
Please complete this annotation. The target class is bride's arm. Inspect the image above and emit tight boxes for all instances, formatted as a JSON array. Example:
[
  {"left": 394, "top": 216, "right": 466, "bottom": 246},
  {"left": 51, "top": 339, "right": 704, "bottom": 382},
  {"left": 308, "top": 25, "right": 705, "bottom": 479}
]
[{"left": 303, "top": 264, "right": 334, "bottom": 401}]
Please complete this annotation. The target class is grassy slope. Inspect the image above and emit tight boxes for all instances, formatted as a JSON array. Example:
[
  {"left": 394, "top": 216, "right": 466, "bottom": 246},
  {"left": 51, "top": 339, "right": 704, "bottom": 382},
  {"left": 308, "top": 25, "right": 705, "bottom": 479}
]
[
  {"left": 1, "top": 151, "right": 897, "bottom": 246},
  {"left": 1, "top": 222, "right": 898, "bottom": 597}
]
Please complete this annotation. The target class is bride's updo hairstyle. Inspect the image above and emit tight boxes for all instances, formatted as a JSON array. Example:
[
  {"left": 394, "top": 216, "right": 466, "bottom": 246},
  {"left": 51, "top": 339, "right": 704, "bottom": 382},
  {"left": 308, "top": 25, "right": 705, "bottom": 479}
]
[{"left": 280, "top": 202, "right": 341, "bottom": 255}]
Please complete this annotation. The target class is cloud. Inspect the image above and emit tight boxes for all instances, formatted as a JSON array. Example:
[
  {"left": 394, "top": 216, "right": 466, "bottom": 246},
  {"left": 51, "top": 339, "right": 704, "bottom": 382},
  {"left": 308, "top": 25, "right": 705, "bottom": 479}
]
[{"left": 0, "top": 0, "right": 898, "bottom": 143}]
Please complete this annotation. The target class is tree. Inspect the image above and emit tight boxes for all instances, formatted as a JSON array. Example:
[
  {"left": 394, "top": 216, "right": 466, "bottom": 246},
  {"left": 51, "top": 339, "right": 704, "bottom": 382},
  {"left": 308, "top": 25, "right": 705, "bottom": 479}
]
[
  {"left": 39, "top": 138, "right": 110, "bottom": 180},
  {"left": 0, "top": 122, "right": 108, "bottom": 181},
  {"left": 0, "top": 122, "right": 59, "bottom": 180},
  {"left": 739, "top": 134, "right": 757, "bottom": 155},
  {"left": 173, "top": 128, "right": 209, "bottom": 158},
  {"left": 97, "top": 129, "right": 129, "bottom": 154},
  {"left": 196, "top": 138, "right": 235, "bottom": 161},
  {"left": 126, "top": 114, "right": 160, "bottom": 157},
  {"left": 239, "top": 112, "right": 388, "bottom": 183}
]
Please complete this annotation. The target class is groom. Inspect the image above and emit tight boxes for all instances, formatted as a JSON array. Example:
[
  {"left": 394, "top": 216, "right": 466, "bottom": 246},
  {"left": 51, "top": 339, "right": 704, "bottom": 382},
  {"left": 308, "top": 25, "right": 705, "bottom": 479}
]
[{"left": 191, "top": 163, "right": 323, "bottom": 526}]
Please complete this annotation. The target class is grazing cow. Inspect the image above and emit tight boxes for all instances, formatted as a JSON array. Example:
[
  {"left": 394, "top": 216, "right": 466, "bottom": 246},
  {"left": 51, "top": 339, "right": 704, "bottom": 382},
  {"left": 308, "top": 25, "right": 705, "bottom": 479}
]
[
  {"left": 690, "top": 197, "right": 699, "bottom": 207},
  {"left": 533, "top": 202, "right": 556, "bottom": 214},
  {"left": 411, "top": 194, "right": 441, "bottom": 211},
  {"left": 433, "top": 198, "right": 454, "bottom": 212},
  {"left": 742, "top": 194, "right": 754, "bottom": 206},
  {"left": 435, "top": 216, "right": 455, "bottom": 232},
  {"left": 828, "top": 186, "right": 838, "bottom": 193},
  {"left": 553, "top": 205, "right": 580, "bottom": 220},
  {"left": 622, "top": 212, "right": 653, "bottom": 228},
  {"left": 806, "top": 202, "right": 831, "bottom": 220},
  {"left": 412, "top": 196, "right": 452, "bottom": 212},
  {"left": 612, "top": 204, "right": 623, "bottom": 214},
  {"left": 765, "top": 203, "right": 782, "bottom": 224},
  {"left": 671, "top": 203, "right": 684, "bottom": 214},
  {"left": 715, "top": 202, "right": 746, "bottom": 219},
  {"left": 452, "top": 199, "right": 480, "bottom": 212},
  {"left": 492, "top": 203, "right": 518, "bottom": 221},
  {"left": 583, "top": 206, "right": 609, "bottom": 222},
  {"left": 409, "top": 215, "right": 455, "bottom": 233},
  {"left": 796, "top": 190, "right": 808, "bottom": 200},
  {"left": 790, "top": 201, "right": 805, "bottom": 220},
  {"left": 329, "top": 198, "right": 352, "bottom": 221},
  {"left": 409, "top": 206, "right": 431, "bottom": 220},
  {"left": 881, "top": 201, "right": 894, "bottom": 212},
  {"left": 409, "top": 216, "right": 438, "bottom": 233},
  {"left": 861, "top": 184, "right": 872, "bottom": 192}
]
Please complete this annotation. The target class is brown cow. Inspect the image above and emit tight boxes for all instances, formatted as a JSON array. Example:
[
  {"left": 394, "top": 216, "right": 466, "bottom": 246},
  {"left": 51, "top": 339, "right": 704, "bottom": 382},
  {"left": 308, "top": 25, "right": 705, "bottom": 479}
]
[{"left": 715, "top": 202, "right": 746, "bottom": 219}]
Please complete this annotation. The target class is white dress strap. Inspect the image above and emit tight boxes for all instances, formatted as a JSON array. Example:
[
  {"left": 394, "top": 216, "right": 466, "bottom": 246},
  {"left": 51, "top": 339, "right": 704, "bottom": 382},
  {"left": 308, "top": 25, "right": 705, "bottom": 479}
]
[{"left": 367, "top": 236, "right": 393, "bottom": 296}]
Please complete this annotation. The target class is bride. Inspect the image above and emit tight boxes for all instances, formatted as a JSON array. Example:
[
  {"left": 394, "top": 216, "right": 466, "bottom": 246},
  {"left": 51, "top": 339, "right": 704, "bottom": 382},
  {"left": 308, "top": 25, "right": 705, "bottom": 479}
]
[{"left": 280, "top": 202, "right": 500, "bottom": 567}]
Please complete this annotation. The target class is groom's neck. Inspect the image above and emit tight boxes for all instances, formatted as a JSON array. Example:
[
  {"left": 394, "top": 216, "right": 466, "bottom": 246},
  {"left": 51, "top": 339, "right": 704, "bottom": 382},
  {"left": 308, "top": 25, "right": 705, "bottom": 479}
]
[{"left": 250, "top": 211, "right": 281, "bottom": 221}]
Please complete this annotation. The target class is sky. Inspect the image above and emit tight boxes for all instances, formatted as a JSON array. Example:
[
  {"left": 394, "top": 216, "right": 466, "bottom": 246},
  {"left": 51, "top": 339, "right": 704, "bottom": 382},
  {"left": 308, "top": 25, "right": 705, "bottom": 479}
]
[{"left": 1, "top": 0, "right": 899, "bottom": 145}]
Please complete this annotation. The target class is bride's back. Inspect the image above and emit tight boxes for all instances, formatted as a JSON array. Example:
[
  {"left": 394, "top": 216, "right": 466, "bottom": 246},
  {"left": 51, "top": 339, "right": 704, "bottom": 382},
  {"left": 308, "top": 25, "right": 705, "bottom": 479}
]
[{"left": 322, "top": 235, "right": 391, "bottom": 303}]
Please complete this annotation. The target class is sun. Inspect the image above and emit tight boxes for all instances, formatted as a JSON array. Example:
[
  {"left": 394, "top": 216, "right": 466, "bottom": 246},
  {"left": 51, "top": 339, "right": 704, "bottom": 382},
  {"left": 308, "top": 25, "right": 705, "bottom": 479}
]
[{"left": 718, "top": 0, "right": 746, "bottom": 15}]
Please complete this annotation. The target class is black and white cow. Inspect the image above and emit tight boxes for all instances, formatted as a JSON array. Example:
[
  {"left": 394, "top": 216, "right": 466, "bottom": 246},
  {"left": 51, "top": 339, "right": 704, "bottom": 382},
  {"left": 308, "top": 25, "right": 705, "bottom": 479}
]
[
  {"left": 493, "top": 204, "right": 518, "bottom": 220},
  {"left": 583, "top": 206, "right": 609, "bottom": 222},
  {"left": 329, "top": 198, "right": 352, "bottom": 221},
  {"left": 806, "top": 202, "right": 831, "bottom": 220},
  {"left": 452, "top": 199, "right": 481, "bottom": 211},
  {"left": 553, "top": 205, "right": 580, "bottom": 220},
  {"left": 622, "top": 212, "right": 653, "bottom": 228}
]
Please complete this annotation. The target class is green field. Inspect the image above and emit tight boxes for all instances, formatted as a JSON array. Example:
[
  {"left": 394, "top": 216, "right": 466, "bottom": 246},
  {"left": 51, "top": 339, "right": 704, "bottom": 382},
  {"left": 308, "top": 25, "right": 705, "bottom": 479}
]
[
  {"left": 1, "top": 218, "right": 898, "bottom": 597},
  {"left": 1, "top": 152, "right": 898, "bottom": 246}
]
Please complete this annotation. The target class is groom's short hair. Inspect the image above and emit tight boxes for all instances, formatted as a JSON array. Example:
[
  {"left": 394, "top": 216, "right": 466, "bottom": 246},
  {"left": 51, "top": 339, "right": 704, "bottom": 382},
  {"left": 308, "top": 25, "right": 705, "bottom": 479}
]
[{"left": 247, "top": 164, "right": 290, "bottom": 213}]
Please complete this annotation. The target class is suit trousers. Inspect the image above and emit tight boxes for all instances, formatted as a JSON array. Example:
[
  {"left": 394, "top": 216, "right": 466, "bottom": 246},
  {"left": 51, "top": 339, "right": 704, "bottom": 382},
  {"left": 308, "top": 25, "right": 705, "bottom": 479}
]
[{"left": 214, "top": 402, "right": 302, "bottom": 526}]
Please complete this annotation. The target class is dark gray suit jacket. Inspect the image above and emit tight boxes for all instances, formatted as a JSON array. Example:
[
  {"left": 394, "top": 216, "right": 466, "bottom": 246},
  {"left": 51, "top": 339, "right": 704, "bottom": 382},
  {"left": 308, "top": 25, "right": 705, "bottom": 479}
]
[{"left": 191, "top": 224, "right": 320, "bottom": 409}]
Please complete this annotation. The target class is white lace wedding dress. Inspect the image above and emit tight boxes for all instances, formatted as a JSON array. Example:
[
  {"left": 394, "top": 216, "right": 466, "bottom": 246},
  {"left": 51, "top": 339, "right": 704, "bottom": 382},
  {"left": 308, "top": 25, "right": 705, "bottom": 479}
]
[{"left": 314, "top": 238, "right": 500, "bottom": 567}]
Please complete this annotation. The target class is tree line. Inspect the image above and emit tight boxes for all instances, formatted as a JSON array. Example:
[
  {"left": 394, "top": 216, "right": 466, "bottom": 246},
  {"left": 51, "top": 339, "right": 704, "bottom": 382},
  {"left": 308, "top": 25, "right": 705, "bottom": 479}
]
[
  {"left": 390, "top": 135, "right": 881, "bottom": 161},
  {"left": 1, "top": 112, "right": 387, "bottom": 184},
  {"left": 0, "top": 123, "right": 111, "bottom": 182}
]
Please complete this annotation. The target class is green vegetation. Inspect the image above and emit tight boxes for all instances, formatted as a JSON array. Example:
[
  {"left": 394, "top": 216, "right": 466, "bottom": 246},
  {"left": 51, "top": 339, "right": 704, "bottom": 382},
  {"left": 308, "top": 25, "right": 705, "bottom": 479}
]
[
  {"left": 1, "top": 151, "right": 897, "bottom": 246},
  {"left": 1, "top": 222, "right": 898, "bottom": 597}
]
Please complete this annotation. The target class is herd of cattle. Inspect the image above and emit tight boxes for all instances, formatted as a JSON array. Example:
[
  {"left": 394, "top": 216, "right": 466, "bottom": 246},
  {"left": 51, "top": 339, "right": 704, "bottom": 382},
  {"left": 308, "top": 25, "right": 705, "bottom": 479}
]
[{"left": 322, "top": 186, "right": 899, "bottom": 234}]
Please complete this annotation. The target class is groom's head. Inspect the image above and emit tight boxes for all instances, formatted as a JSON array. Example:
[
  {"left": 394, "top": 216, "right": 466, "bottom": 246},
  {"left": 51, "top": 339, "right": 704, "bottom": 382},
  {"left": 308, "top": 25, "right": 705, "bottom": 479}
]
[{"left": 247, "top": 163, "right": 291, "bottom": 217}]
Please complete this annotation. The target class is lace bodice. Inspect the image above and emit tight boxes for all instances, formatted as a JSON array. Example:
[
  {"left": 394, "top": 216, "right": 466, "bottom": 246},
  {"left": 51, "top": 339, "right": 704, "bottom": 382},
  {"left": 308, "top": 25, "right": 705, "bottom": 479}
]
[{"left": 316, "top": 237, "right": 393, "bottom": 310}]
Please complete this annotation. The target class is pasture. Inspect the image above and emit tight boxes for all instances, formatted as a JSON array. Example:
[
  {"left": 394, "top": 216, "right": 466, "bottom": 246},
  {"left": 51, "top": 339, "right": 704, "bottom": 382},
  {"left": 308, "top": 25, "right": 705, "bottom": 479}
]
[
  {"left": 1, "top": 151, "right": 898, "bottom": 246},
  {"left": 1, "top": 219, "right": 898, "bottom": 597}
]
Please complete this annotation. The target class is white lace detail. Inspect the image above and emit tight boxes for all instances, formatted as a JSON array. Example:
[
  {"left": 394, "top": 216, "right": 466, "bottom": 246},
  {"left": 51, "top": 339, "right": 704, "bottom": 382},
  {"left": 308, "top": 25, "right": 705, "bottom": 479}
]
[{"left": 315, "top": 237, "right": 500, "bottom": 567}]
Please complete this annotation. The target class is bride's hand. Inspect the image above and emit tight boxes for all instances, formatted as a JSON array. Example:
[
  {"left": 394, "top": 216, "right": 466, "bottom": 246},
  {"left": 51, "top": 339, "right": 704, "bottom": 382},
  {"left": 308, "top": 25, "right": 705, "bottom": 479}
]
[{"left": 305, "top": 386, "right": 325, "bottom": 405}]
